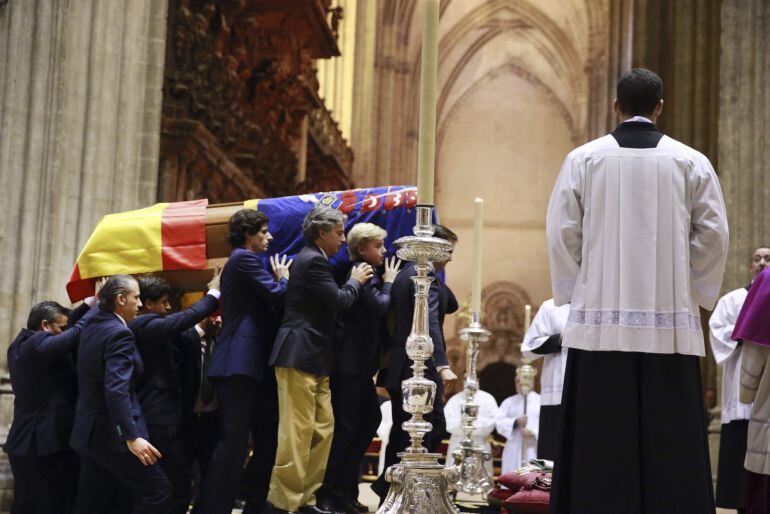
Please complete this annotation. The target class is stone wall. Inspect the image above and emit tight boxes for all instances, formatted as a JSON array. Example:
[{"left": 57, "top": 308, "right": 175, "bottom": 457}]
[{"left": 0, "top": 0, "right": 167, "bottom": 366}]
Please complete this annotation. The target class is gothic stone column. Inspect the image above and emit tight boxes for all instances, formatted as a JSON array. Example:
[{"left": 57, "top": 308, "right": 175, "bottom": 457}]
[{"left": 0, "top": 0, "right": 167, "bottom": 509}]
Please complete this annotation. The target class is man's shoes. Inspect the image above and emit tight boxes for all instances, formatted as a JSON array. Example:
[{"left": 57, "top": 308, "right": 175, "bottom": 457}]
[
  {"left": 261, "top": 503, "right": 298, "bottom": 514},
  {"left": 299, "top": 506, "right": 334, "bottom": 514},
  {"left": 336, "top": 499, "right": 365, "bottom": 514},
  {"left": 351, "top": 499, "right": 369, "bottom": 513}
]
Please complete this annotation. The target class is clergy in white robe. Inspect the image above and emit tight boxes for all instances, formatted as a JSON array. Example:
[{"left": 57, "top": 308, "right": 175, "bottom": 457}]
[
  {"left": 495, "top": 389, "right": 540, "bottom": 474},
  {"left": 521, "top": 299, "right": 569, "bottom": 461},
  {"left": 546, "top": 69, "right": 728, "bottom": 514},
  {"left": 444, "top": 389, "right": 498, "bottom": 475}
]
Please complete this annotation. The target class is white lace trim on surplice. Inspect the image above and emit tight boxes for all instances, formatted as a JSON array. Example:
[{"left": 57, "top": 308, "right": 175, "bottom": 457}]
[{"left": 568, "top": 309, "right": 701, "bottom": 330}]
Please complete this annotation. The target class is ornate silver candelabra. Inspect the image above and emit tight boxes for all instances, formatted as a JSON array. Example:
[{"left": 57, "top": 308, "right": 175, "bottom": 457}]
[
  {"left": 377, "top": 205, "right": 460, "bottom": 514},
  {"left": 451, "top": 312, "right": 494, "bottom": 496}
]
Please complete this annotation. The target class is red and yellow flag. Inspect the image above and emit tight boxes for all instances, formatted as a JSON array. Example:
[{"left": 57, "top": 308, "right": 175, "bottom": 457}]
[{"left": 66, "top": 200, "right": 208, "bottom": 302}]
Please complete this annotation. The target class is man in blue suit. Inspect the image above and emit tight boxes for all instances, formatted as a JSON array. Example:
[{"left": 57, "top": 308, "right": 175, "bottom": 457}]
[
  {"left": 71, "top": 274, "right": 173, "bottom": 514},
  {"left": 131, "top": 273, "right": 221, "bottom": 514},
  {"left": 193, "top": 209, "right": 291, "bottom": 514},
  {"left": 371, "top": 225, "right": 460, "bottom": 502},
  {"left": 266, "top": 204, "right": 373, "bottom": 514},
  {"left": 5, "top": 297, "right": 97, "bottom": 513}
]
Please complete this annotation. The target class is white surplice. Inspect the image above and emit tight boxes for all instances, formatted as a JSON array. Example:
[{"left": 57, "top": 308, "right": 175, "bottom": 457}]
[
  {"left": 709, "top": 287, "right": 753, "bottom": 424},
  {"left": 521, "top": 299, "right": 570, "bottom": 406},
  {"left": 546, "top": 134, "right": 729, "bottom": 356},
  {"left": 495, "top": 392, "right": 540, "bottom": 474},
  {"left": 376, "top": 400, "right": 392, "bottom": 475},
  {"left": 444, "top": 390, "right": 498, "bottom": 474}
]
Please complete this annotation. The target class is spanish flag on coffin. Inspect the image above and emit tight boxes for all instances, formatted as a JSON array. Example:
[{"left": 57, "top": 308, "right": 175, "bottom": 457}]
[{"left": 66, "top": 199, "right": 208, "bottom": 302}]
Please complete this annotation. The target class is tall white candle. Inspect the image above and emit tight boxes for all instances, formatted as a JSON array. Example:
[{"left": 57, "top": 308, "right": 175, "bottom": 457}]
[
  {"left": 471, "top": 197, "right": 484, "bottom": 314},
  {"left": 416, "top": 0, "right": 439, "bottom": 205},
  {"left": 524, "top": 304, "right": 532, "bottom": 332}
]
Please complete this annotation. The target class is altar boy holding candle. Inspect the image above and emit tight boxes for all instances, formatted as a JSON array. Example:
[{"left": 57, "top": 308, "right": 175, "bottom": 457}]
[{"left": 546, "top": 68, "right": 728, "bottom": 513}]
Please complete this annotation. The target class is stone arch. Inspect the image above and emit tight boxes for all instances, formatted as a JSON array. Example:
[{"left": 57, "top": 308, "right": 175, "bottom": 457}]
[
  {"left": 450, "top": 280, "right": 533, "bottom": 370},
  {"left": 435, "top": 61, "right": 582, "bottom": 167},
  {"left": 399, "top": 0, "right": 589, "bottom": 183}
]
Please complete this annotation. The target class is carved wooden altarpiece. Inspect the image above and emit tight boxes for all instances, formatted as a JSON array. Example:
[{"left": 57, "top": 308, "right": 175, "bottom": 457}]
[{"left": 159, "top": 0, "right": 354, "bottom": 203}]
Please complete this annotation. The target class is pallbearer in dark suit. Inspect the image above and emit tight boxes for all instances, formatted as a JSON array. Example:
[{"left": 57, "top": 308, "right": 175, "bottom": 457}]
[
  {"left": 71, "top": 274, "right": 173, "bottom": 514},
  {"left": 179, "top": 315, "right": 220, "bottom": 505},
  {"left": 5, "top": 298, "right": 97, "bottom": 514},
  {"left": 317, "top": 223, "right": 401, "bottom": 514},
  {"left": 193, "top": 209, "right": 291, "bottom": 514},
  {"left": 372, "top": 225, "right": 459, "bottom": 502},
  {"left": 266, "top": 204, "right": 373, "bottom": 514},
  {"left": 130, "top": 274, "right": 221, "bottom": 514}
]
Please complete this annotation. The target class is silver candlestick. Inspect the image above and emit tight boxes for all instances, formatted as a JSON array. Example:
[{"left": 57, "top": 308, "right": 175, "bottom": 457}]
[
  {"left": 377, "top": 205, "right": 460, "bottom": 514},
  {"left": 451, "top": 312, "right": 493, "bottom": 496}
]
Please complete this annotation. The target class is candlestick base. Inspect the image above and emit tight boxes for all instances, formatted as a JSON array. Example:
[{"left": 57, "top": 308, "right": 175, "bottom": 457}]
[
  {"left": 376, "top": 453, "right": 460, "bottom": 514},
  {"left": 451, "top": 442, "right": 494, "bottom": 496}
]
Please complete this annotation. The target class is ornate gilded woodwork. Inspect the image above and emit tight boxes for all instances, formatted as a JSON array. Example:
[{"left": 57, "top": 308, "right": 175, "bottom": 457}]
[{"left": 159, "top": 0, "right": 354, "bottom": 202}]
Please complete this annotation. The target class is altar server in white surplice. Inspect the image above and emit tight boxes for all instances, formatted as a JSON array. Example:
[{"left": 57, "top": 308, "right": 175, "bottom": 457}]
[
  {"left": 444, "top": 389, "right": 498, "bottom": 475},
  {"left": 709, "top": 246, "right": 769, "bottom": 512},
  {"left": 495, "top": 379, "right": 540, "bottom": 474},
  {"left": 521, "top": 299, "right": 569, "bottom": 461},
  {"left": 546, "top": 68, "right": 728, "bottom": 514}
]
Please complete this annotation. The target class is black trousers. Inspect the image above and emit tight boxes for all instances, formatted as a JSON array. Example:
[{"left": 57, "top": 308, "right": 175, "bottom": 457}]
[
  {"left": 372, "top": 371, "right": 445, "bottom": 499},
  {"left": 318, "top": 373, "right": 382, "bottom": 506},
  {"left": 240, "top": 380, "right": 279, "bottom": 514},
  {"left": 9, "top": 449, "right": 79, "bottom": 514},
  {"left": 148, "top": 424, "right": 191, "bottom": 514},
  {"left": 184, "top": 410, "right": 219, "bottom": 503},
  {"left": 746, "top": 471, "right": 770, "bottom": 514},
  {"left": 192, "top": 374, "right": 278, "bottom": 514},
  {"left": 550, "top": 348, "right": 715, "bottom": 514},
  {"left": 716, "top": 419, "right": 749, "bottom": 509},
  {"left": 73, "top": 449, "right": 173, "bottom": 514},
  {"left": 536, "top": 404, "right": 561, "bottom": 461}
]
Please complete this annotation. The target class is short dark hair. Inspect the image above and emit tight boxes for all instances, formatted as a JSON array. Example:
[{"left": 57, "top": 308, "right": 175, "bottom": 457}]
[
  {"left": 98, "top": 275, "right": 138, "bottom": 311},
  {"left": 302, "top": 204, "right": 345, "bottom": 242},
  {"left": 434, "top": 224, "right": 458, "bottom": 242},
  {"left": 26, "top": 301, "right": 69, "bottom": 331},
  {"left": 227, "top": 209, "right": 269, "bottom": 248},
  {"left": 137, "top": 276, "right": 171, "bottom": 304},
  {"left": 616, "top": 68, "right": 663, "bottom": 117}
]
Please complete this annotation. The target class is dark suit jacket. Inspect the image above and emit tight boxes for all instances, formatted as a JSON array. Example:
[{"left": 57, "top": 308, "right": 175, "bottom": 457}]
[
  {"left": 4, "top": 306, "right": 97, "bottom": 457},
  {"left": 71, "top": 309, "right": 148, "bottom": 454},
  {"left": 269, "top": 244, "right": 361, "bottom": 377},
  {"left": 209, "top": 247, "right": 287, "bottom": 382},
  {"left": 176, "top": 326, "right": 203, "bottom": 422},
  {"left": 334, "top": 262, "right": 392, "bottom": 377},
  {"left": 130, "top": 294, "right": 219, "bottom": 427},
  {"left": 381, "top": 262, "right": 455, "bottom": 390}
]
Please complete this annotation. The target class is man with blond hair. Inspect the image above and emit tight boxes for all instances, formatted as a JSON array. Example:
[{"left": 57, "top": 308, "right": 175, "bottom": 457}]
[{"left": 317, "top": 223, "right": 400, "bottom": 514}]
